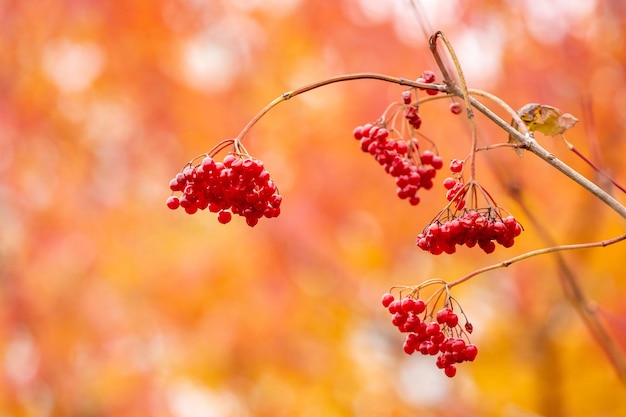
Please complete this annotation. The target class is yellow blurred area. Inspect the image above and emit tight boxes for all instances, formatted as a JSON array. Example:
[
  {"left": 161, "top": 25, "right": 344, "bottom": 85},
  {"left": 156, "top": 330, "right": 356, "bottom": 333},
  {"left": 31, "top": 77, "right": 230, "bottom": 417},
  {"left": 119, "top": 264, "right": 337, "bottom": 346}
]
[{"left": 1, "top": 0, "right": 626, "bottom": 416}]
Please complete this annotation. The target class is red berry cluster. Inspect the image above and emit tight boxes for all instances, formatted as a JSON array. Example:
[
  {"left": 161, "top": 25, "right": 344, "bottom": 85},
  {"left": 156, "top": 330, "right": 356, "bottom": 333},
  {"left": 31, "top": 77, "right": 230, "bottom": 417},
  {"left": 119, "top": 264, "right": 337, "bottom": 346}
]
[
  {"left": 167, "top": 153, "right": 282, "bottom": 226},
  {"left": 382, "top": 293, "right": 478, "bottom": 378},
  {"left": 401, "top": 89, "right": 425, "bottom": 129},
  {"left": 352, "top": 124, "right": 443, "bottom": 205},
  {"left": 404, "top": 106, "right": 422, "bottom": 129},
  {"left": 401, "top": 70, "right": 439, "bottom": 129},
  {"left": 416, "top": 210, "right": 523, "bottom": 255}
]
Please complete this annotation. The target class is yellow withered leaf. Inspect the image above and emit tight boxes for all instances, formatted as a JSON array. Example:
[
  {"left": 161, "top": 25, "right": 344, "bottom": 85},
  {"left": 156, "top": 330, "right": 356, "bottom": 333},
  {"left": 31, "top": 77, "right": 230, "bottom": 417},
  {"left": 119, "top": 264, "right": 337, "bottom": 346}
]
[
  {"left": 508, "top": 103, "right": 578, "bottom": 156},
  {"left": 516, "top": 103, "right": 578, "bottom": 136}
]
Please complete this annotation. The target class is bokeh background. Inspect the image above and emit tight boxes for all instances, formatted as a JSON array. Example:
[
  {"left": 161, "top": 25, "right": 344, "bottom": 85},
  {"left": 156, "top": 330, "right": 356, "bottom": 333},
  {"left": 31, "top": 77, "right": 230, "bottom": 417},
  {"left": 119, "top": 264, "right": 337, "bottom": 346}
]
[{"left": 1, "top": 0, "right": 626, "bottom": 416}]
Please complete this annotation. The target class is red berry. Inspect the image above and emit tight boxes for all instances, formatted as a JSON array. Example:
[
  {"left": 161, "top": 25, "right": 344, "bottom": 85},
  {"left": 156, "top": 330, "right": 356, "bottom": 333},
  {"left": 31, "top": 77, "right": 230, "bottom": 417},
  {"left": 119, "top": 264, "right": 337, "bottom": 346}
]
[
  {"left": 223, "top": 154, "right": 237, "bottom": 167},
  {"left": 431, "top": 155, "right": 443, "bottom": 169},
  {"left": 464, "top": 344, "right": 478, "bottom": 361},
  {"left": 444, "top": 364, "right": 457, "bottom": 377},
  {"left": 418, "top": 341, "right": 431, "bottom": 355},
  {"left": 443, "top": 177, "right": 456, "bottom": 190},
  {"left": 420, "top": 150, "right": 434, "bottom": 165},
  {"left": 402, "top": 90, "right": 412, "bottom": 104},
  {"left": 412, "top": 299, "right": 426, "bottom": 314},
  {"left": 394, "top": 313, "right": 411, "bottom": 330},
  {"left": 446, "top": 313, "right": 459, "bottom": 327},
  {"left": 381, "top": 293, "right": 395, "bottom": 308},
  {"left": 182, "top": 167, "right": 194, "bottom": 180},
  {"left": 449, "top": 102, "right": 462, "bottom": 115},
  {"left": 388, "top": 300, "right": 401, "bottom": 314},
  {"left": 166, "top": 196, "right": 180, "bottom": 210},
  {"left": 451, "top": 339, "right": 466, "bottom": 353},
  {"left": 431, "top": 331, "right": 445, "bottom": 345},
  {"left": 426, "top": 322, "right": 441, "bottom": 336},
  {"left": 421, "top": 70, "right": 436, "bottom": 83},
  {"left": 479, "top": 239, "right": 496, "bottom": 254},
  {"left": 169, "top": 178, "right": 181, "bottom": 192},
  {"left": 246, "top": 216, "right": 259, "bottom": 227},
  {"left": 401, "top": 298, "right": 417, "bottom": 313},
  {"left": 436, "top": 307, "right": 453, "bottom": 325},
  {"left": 217, "top": 210, "right": 232, "bottom": 224},
  {"left": 449, "top": 159, "right": 464, "bottom": 173},
  {"left": 395, "top": 140, "right": 408, "bottom": 154},
  {"left": 465, "top": 322, "right": 473, "bottom": 334}
]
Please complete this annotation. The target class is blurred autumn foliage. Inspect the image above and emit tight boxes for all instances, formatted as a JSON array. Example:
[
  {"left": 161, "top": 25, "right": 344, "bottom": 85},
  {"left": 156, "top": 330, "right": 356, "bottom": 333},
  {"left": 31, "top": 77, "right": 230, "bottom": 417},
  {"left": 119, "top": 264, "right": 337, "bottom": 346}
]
[{"left": 1, "top": 0, "right": 626, "bottom": 416}]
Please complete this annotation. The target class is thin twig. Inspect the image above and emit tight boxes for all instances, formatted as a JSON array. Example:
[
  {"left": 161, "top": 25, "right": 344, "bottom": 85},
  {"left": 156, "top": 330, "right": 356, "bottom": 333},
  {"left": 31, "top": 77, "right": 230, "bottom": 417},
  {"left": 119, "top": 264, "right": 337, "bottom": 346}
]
[
  {"left": 447, "top": 234, "right": 626, "bottom": 289},
  {"left": 233, "top": 73, "right": 444, "bottom": 143}
]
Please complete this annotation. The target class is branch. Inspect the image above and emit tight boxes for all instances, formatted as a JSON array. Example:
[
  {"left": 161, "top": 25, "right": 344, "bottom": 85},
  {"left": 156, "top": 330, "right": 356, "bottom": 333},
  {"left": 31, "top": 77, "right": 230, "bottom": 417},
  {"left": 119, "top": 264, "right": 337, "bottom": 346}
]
[
  {"left": 231, "top": 70, "right": 626, "bottom": 221},
  {"left": 448, "top": 233, "right": 626, "bottom": 288},
  {"left": 463, "top": 93, "right": 626, "bottom": 220}
]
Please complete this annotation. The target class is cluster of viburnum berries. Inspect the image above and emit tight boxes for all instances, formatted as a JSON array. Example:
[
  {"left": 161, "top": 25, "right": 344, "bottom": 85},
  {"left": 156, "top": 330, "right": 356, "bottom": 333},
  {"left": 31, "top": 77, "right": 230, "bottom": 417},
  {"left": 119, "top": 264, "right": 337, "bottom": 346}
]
[
  {"left": 351, "top": 71, "right": 447, "bottom": 206},
  {"left": 417, "top": 209, "right": 523, "bottom": 255},
  {"left": 352, "top": 124, "right": 442, "bottom": 205},
  {"left": 415, "top": 158, "right": 524, "bottom": 255},
  {"left": 382, "top": 291, "right": 478, "bottom": 378},
  {"left": 166, "top": 142, "right": 281, "bottom": 227}
]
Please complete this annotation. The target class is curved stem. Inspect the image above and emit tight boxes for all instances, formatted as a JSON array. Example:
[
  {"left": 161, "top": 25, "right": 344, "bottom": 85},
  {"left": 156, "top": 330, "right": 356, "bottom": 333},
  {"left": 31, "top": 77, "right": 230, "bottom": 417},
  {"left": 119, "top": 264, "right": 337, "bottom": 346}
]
[
  {"left": 448, "top": 233, "right": 626, "bottom": 288},
  {"left": 234, "top": 73, "right": 444, "bottom": 143},
  {"left": 468, "top": 88, "right": 528, "bottom": 135}
]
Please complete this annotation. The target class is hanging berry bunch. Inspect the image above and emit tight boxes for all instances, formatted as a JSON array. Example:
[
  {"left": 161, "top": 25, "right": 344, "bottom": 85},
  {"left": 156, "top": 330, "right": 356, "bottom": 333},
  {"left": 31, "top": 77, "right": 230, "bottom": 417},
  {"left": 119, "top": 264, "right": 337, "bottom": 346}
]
[
  {"left": 351, "top": 71, "right": 445, "bottom": 206},
  {"left": 382, "top": 282, "right": 478, "bottom": 378},
  {"left": 166, "top": 139, "right": 282, "bottom": 227},
  {"left": 416, "top": 159, "right": 523, "bottom": 255}
]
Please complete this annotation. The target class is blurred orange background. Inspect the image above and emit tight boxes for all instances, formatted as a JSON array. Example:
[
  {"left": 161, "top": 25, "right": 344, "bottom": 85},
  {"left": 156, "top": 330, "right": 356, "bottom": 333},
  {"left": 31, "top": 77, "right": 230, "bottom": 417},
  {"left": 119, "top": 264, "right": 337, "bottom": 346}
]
[{"left": 1, "top": 0, "right": 626, "bottom": 416}]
